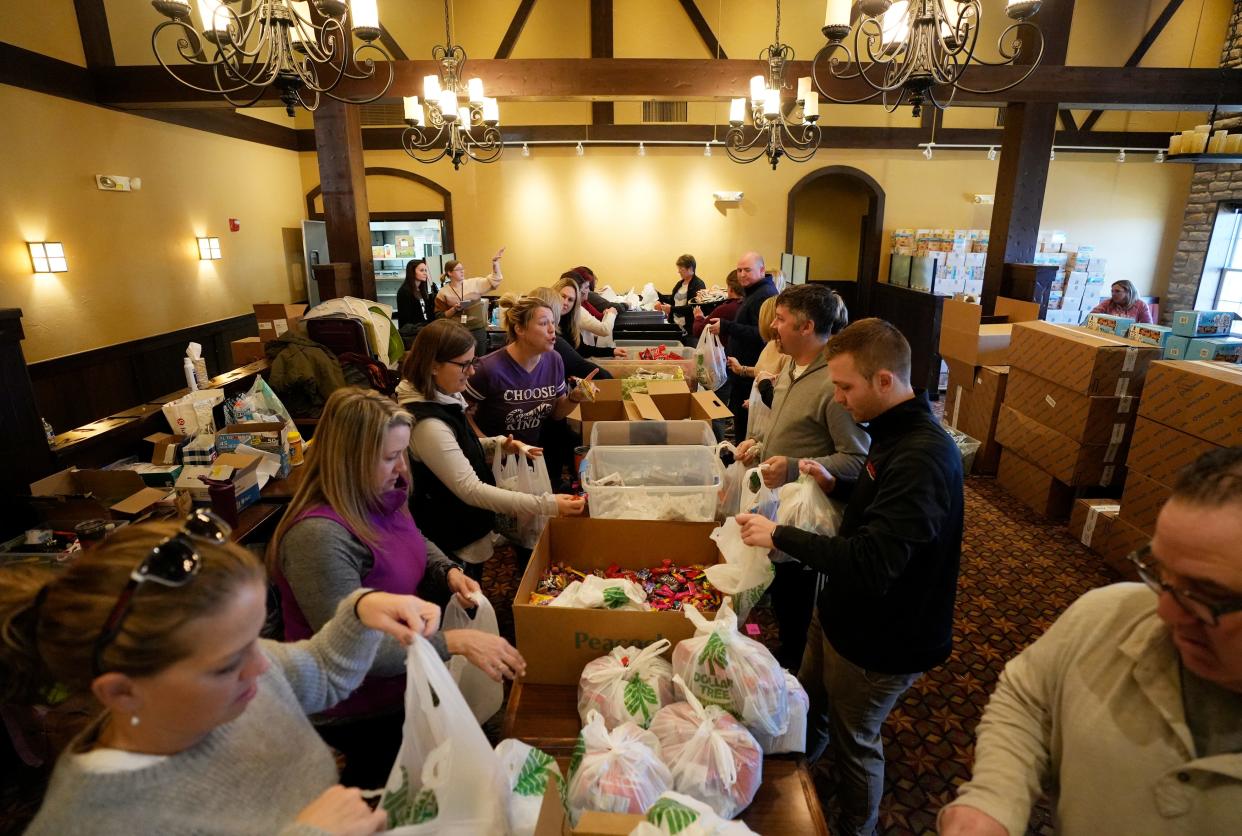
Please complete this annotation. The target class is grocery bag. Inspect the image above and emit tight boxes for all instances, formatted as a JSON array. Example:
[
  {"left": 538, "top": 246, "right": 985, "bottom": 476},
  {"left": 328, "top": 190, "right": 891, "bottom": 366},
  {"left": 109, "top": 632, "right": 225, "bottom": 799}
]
[
  {"left": 565, "top": 710, "right": 671, "bottom": 824},
  {"left": 704, "top": 518, "right": 775, "bottom": 622},
  {"left": 550, "top": 576, "right": 649, "bottom": 611},
  {"left": 714, "top": 443, "right": 746, "bottom": 520},
  {"left": 738, "top": 467, "right": 779, "bottom": 520},
  {"left": 578, "top": 639, "right": 675, "bottom": 729},
  {"left": 751, "top": 671, "right": 808, "bottom": 755},
  {"left": 494, "top": 739, "right": 562, "bottom": 836},
  {"left": 639, "top": 282, "right": 661, "bottom": 310},
  {"left": 492, "top": 452, "right": 553, "bottom": 549},
  {"left": 631, "top": 791, "right": 758, "bottom": 836},
  {"left": 775, "top": 473, "right": 844, "bottom": 537},
  {"left": 671, "top": 601, "right": 789, "bottom": 739},
  {"left": 694, "top": 328, "right": 727, "bottom": 392},
  {"left": 442, "top": 591, "right": 504, "bottom": 723},
  {"left": 378, "top": 635, "right": 509, "bottom": 834},
  {"left": 162, "top": 389, "right": 225, "bottom": 436},
  {"left": 743, "top": 372, "right": 776, "bottom": 441},
  {"left": 649, "top": 675, "right": 763, "bottom": 819}
]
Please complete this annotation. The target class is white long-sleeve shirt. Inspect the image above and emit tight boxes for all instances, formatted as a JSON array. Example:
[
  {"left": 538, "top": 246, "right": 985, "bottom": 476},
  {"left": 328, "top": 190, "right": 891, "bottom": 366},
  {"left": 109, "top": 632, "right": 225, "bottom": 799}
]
[{"left": 577, "top": 306, "right": 615, "bottom": 346}]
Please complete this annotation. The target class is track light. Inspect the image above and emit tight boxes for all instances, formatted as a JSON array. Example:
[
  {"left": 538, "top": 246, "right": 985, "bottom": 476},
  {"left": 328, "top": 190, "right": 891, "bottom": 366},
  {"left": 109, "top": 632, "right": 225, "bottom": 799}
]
[
  {"left": 1155, "top": 150, "right": 1166, "bottom": 163},
  {"left": 576, "top": 142, "right": 584, "bottom": 157},
  {"left": 522, "top": 142, "right": 530, "bottom": 157},
  {"left": 923, "top": 144, "right": 934, "bottom": 160},
  {"left": 987, "top": 147, "right": 997, "bottom": 161},
  {"left": 1116, "top": 149, "right": 1126, "bottom": 163},
  {"left": 638, "top": 142, "right": 646, "bottom": 157},
  {"left": 704, "top": 143, "right": 712, "bottom": 157},
  {"left": 1049, "top": 148, "right": 1056, "bottom": 161}
]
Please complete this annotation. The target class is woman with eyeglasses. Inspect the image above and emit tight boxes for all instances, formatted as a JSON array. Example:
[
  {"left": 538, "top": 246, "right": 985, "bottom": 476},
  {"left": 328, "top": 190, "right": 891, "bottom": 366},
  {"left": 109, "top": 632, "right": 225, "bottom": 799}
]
[
  {"left": 270, "top": 387, "right": 525, "bottom": 788},
  {"left": 0, "top": 513, "right": 440, "bottom": 835},
  {"left": 397, "top": 319, "right": 585, "bottom": 581},
  {"left": 433, "top": 247, "right": 506, "bottom": 358}
]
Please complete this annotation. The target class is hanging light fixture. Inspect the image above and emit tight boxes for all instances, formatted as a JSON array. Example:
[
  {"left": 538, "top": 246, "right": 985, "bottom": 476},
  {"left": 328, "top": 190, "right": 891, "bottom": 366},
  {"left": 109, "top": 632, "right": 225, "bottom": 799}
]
[
  {"left": 149, "top": 0, "right": 393, "bottom": 115},
  {"left": 815, "top": 0, "right": 1045, "bottom": 117},
  {"left": 725, "top": 0, "right": 822, "bottom": 169},
  {"left": 400, "top": 0, "right": 502, "bottom": 170}
]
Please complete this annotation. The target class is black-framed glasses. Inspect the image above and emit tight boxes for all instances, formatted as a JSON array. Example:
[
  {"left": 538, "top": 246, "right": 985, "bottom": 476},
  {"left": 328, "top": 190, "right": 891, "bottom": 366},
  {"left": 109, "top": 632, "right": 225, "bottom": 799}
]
[
  {"left": 443, "top": 357, "right": 480, "bottom": 371},
  {"left": 1128, "top": 544, "right": 1242, "bottom": 627},
  {"left": 91, "top": 509, "right": 230, "bottom": 677}
]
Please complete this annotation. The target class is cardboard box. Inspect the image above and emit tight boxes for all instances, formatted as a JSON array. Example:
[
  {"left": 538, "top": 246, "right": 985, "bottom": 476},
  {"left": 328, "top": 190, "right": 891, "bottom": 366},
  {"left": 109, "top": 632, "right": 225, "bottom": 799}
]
[
  {"left": 1171, "top": 310, "right": 1235, "bottom": 338},
  {"left": 146, "top": 432, "right": 189, "bottom": 465},
  {"left": 230, "top": 337, "right": 267, "bottom": 366},
  {"left": 29, "top": 469, "right": 172, "bottom": 522},
  {"left": 569, "top": 380, "right": 731, "bottom": 443},
  {"left": 1163, "top": 335, "right": 1191, "bottom": 360},
  {"left": 206, "top": 452, "right": 263, "bottom": 517},
  {"left": 513, "top": 518, "right": 723, "bottom": 685},
  {"left": 1083, "top": 313, "right": 1135, "bottom": 337},
  {"left": 175, "top": 465, "right": 215, "bottom": 502},
  {"left": 534, "top": 780, "right": 643, "bottom": 836},
  {"left": 1002, "top": 368, "right": 1136, "bottom": 446},
  {"left": 1126, "top": 322, "right": 1173, "bottom": 349},
  {"left": 996, "top": 449, "right": 1074, "bottom": 520},
  {"left": 1007, "top": 322, "right": 1161, "bottom": 397},
  {"left": 253, "top": 303, "right": 307, "bottom": 342},
  {"left": 1068, "top": 498, "right": 1119, "bottom": 553},
  {"left": 944, "top": 363, "right": 1009, "bottom": 475},
  {"left": 1118, "top": 470, "right": 1171, "bottom": 536},
  {"left": 118, "top": 462, "right": 184, "bottom": 488},
  {"left": 1137, "top": 360, "right": 1242, "bottom": 447},
  {"left": 1125, "top": 417, "right": 1221, "bottom": 489},
  {"left": 1187, "top": 336, "right": 1242, "bottom": 363},
  {"left": 938, "top": 297, "right": 1042, "bottom": 366},
  {"left": 1101, "top": 517, "right": 1146, "bottom": 581},
  {"left": 216, "top": 421, "right": 290, "bottom": 479},
  {"left": 996, "top": 406, "right": 1125, "bottom": 487}
]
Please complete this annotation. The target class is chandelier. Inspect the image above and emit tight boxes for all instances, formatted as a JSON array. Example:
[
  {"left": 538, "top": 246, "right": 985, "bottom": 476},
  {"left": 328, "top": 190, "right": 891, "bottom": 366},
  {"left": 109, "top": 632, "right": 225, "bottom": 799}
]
[
  {"left": 814, "top": 0, "right": 1045, "bottom": 117},
  {"left": 726, "top": 0, "right": 822, "bottom": 169},
  {"left": 401, "top": 0, "right": 502, "bottom": 170},
  {"left": 150, "top": 0, "right": 393, "bottom": 116}
]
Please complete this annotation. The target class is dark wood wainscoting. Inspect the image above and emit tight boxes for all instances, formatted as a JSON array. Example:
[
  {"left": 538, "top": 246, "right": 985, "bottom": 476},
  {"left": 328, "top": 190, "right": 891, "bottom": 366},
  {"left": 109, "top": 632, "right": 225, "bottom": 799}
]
[
  {"left": 29, "top": 314, "right": 258, "bottom": 433},
  {"left": 868, "top": 284, "right": 945, "bottom": 399}
]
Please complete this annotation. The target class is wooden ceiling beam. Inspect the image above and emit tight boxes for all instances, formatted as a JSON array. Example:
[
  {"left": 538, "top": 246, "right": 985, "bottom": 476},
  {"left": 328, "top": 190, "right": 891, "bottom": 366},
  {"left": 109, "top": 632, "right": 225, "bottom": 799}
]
[
  {"left": 678, "top": 0, "right": 728, "bottom": 59},
  {"left": 495, "top": 0, "right": 538, "bottom": 59},
  {"left": 1081, "top": 0, "right": 1185, "bottom": 131},
  {"left": 72, "top": 0, "right": 115, "bottom": 69}
]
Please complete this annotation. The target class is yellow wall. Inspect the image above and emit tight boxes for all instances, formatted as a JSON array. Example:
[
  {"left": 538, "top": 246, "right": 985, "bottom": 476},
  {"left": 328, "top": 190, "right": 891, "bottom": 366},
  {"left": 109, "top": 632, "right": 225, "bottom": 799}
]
[
  {"left": 298, "top": 144, "right": 1191, "bottom": 300},
  {"left": 0, "top": 0, "right": 85, "bottom": 66},
  {"left": 791, "top": 175, "right": 872, "bottom": 282},
  {"left": 0, "top": 87, "right": 306, "bottom": 362}
]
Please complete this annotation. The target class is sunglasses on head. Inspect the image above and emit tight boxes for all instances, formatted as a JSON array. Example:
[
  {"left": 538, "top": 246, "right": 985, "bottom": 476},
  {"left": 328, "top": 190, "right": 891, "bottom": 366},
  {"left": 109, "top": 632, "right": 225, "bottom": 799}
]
[{"left": 91, "top": 509, "right": 231, "bottom": 678}]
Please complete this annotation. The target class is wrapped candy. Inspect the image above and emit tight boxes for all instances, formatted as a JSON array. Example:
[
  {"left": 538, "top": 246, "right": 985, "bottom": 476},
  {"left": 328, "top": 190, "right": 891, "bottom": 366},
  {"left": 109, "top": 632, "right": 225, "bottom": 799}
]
[
  {"left": 671, "top": 601, "right": 790, "bottom": 739},
  {"left": 531, "top": 561, "right": 723, "bottom": 612},
  {"left": 566, "top": 710, "right": 671, "bottom": 824},
  {"left": 550, "top": 575, "right": 650, "bottom": 611},
  {"left": 578, "top": 640, "right": 676, "bottom": 729},
  {"left": 750, "top": 671, "right": 808, "bottom": 755},
  {"left": 494, "top": 739, "right": 563, "bottom": 836},
  {"left": 632, "top": 791, "right": 758, "bottom": 836},
  {"left": 649, "top": 676, "right": 763, "bottom": 819}
]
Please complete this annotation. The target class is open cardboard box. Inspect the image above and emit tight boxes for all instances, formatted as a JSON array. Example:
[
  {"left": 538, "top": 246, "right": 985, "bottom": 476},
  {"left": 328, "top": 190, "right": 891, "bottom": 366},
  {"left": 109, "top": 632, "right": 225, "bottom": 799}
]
[
  {"left": 938, "top": 296, "right": 1041, "bottom": 366},
  {"left": 29, "top": 469, "right": 175, "bottom": 523},
  {"left": 514, "top": 517, "right": 722, "bottom": 685},
  {"left": 253, "top": 303, "right": 307, "bottom": 342},
  {"left": 534, "top": 781, "right": 643, "bottom": 836},
  {"left": 570, "top": 379, "right": 730, "bottom": 442}
]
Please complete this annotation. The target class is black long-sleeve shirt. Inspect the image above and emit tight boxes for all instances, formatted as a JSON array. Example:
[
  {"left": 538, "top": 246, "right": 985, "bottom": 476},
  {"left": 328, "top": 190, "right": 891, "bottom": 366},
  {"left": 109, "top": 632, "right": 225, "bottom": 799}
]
[
  {"left": 719, "top": 277, "right": 777, "bottom": 365},
  {"left": 772, "top": 394, "right": 963, "bottom": 674}
]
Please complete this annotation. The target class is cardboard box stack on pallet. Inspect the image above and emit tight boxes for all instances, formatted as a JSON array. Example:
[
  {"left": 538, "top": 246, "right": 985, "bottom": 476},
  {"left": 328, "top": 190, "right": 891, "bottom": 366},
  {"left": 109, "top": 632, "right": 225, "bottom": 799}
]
[
  {"left": 994, "top": 322, "right": 1162, "bottom": 521},
  {"left": 1096, "top": 360, "right": 1242, "bottom": 578}
]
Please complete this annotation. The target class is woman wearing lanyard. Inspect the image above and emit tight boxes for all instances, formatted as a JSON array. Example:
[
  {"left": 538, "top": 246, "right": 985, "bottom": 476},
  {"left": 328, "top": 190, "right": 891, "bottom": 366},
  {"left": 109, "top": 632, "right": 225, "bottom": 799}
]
[{"left": 434, "top": 247, "right": 506, "bottom": 358}]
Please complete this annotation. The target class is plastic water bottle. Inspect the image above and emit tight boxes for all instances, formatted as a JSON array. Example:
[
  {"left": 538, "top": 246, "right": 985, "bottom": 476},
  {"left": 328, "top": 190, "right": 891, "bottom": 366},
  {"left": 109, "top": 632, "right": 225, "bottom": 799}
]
[{"left": 42, "top": 418, "right": 54, "bottom": 442}]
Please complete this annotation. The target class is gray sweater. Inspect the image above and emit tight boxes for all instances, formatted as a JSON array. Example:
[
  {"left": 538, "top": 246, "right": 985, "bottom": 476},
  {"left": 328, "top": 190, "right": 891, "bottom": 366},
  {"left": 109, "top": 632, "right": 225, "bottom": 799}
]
[
  {"left": 279, "top": 517, "right": 454, "bottom": 671},
  {"left": 25, "top": 592, "right": 380, "bottom": 836},
  {"left": 749, "top": 352, "right": 870, "bottom": 483}
]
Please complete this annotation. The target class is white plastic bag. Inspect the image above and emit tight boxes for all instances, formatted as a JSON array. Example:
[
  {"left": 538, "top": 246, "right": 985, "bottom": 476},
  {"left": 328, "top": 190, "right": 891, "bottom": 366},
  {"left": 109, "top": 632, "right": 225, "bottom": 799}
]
[
  {"left": 738, "top": 467, "right": 779, "bottom": 520},
  {"left": 632, "top": 791, "right": 759, "bottom": 836},
  {"left": 639, "top": 282, "right": 661, "bottom": 310},
  {"left": 649, "top": 675, "right": 763, "bottom": 819},
  {"left": 162, "top": 389, "right": 224, "bottom": 436},
  {"left": 694, "top": 328, "right": 728, "bottom": 392},
  {"left": 492, "top": 452, "right": 554, "bottom": 548},
  {"left": 776, "top": 473, "right": 844, "bottom": 537},
  {"left": 714, "top": 443, "right": 745, "bottom": 520},
  {"left": 578, "top": 640, "right": 675, "bottom": 729},
  {"left": 705, "top": 518, "right": 775, "bottom": 622},
  {"left": 378, "top": 635, "right": 510, "bottom": 834},
  {"left": 566, "top": 710, "right": 671, "bottom": 824},
  {"left": 550, "top": 576, "right": 650, "bottom": 611},
  {"left": 442, "top": 591, "right": 504, "bottom": 723},
  {"left": 744, "top": 372, "right": 776, "bottom": 441},
  {"left": 495, "top": 739, "right": 562, "bottom": 836},
  {"left": 751, "top": 671, "right": 808, "bottom": 755},
  {"left": 671, "top": 601, "right": 789, "bottom": 739}
]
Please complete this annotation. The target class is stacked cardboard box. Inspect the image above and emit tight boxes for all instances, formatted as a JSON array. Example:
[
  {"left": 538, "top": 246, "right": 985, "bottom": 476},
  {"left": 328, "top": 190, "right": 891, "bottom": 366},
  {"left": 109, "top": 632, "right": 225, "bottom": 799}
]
[
  {"left": 994, "top": 322, "right": 1161, "bottom": 520},
  {"left": 889, "top": 229, "right": 988, "bottom": 296},
  {"left": 1161, "top": 310, "right": 1241, "bottom": 361},
  {"left": 1034, "top": 234, "right": 1109, "bottom": 323},
  {"left": 1099, "top": 361, "right": 1242, "bottom": 577}
]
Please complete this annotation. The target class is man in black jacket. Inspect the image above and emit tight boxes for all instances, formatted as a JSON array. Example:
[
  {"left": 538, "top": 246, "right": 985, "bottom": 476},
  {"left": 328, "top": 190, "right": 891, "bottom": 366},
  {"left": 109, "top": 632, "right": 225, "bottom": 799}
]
[
  {"left": 737, "top": 317, "right": 964, "bottom": 836},
  {"left": 706, "top": 251, "right": 776, "bottom": 438}
]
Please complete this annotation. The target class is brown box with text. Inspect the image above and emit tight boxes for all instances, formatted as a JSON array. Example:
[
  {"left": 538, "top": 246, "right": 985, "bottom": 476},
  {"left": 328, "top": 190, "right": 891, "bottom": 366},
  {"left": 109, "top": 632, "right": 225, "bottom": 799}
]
[
  {"left": 1102, "top": 517, "right": 1147, "bottom": 581},
  {"left": 1136, "top": 361, "right": 1242, "bottom": 447},
  {"left": 1003, "top": 368, "right": 1137, "bottom": 446},
  {"left": 1068, "top": 498, "right": 1120, "bottom": 553},
  {"left": 1125, "top": 417, "right": 1222, "bottom": 488},
  {"left": 996, "top": 406, "right": 1126, "bottom": 487},
  {"left": 996, "top": 449, "right": 1075, "bottom": 520},
  {"left": 1007, "top": 322, "right": 1160, "bottom": 397},
  {"left": 1118, "top": 471, "right": 1172, "bottom": 537},
  {"left": 944, "top": 363, "right": 1009, "bottom": 475}
]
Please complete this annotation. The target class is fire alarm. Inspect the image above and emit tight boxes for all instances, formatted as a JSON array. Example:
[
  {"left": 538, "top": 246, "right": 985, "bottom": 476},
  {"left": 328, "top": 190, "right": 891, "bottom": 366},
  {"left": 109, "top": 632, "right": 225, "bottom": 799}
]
[{"left": 229, "top": 218, "right": 241, "bottom": 232}]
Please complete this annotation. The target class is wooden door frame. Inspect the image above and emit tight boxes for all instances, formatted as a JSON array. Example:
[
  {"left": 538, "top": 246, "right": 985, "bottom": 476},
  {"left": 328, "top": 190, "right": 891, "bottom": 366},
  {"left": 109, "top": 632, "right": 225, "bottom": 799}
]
[{"left": 305, "top": 166, "right": 455, "bottom": 253}]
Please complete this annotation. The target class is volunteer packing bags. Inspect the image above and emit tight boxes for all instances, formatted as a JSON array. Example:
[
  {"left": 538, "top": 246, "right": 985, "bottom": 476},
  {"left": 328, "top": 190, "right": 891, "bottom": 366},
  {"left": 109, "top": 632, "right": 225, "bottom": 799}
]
[
  {"left": 649, "top": 676, "right": 763, "bottom": 819},
  {"left": 631, "top": 792, "right": 758, "bottom": 836},
  {"left": 495, "top": 739, "right": 563, "bottom": 836},
  {"left": 379, "top": 635, "right": 509, "bottom": 834},
  {"left": 578, "top": 640, "right": 675, "bottom": 729},
  {"left": 704, "top": 518, "right": 774, "bottom": 623},
  {"left": 442, "top": 591, "right": 504, "bottom": 723},
  {"left": 671, "top": 601, "right": 790, "bottom": 739},
  {"left": 566, "top": 710, "right": 671, "bottom": 824},
  {"left": 492, "top": 451, "right": 553, "bottom": 549},
  {"left": 775, "top": 472, "right": 843, "bottom": 537},
  {"left": 694, "top": 328, "right": 727, "bottom": 392}
]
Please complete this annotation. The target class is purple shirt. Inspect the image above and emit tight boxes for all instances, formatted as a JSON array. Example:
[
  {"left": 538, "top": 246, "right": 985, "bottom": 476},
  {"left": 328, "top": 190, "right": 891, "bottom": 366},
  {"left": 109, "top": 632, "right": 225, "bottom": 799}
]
[{"left": 465, "top": 348, "right": 566, "bottom": 445}]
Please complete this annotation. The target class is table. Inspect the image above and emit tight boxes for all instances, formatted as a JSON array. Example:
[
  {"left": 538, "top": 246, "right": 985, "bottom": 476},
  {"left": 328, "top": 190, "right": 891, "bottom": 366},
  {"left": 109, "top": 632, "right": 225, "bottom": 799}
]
[
  {"left": 503, "top": 681, "right": 829, "bottom": 835},
  {"left": 259, "top": 465, "right": 305, "bottom": 502},
  {"left": 231, "top": 501, "right": 285, "bottom": 544}
]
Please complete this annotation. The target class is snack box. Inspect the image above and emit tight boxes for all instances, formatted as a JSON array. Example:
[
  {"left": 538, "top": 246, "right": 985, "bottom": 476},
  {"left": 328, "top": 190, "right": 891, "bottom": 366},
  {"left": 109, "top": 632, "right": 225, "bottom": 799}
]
[
  {"left": 1125, "top": 322, "right": 1173, "bottom": 349},
  {"left": 1163, "top": 335, "right": 1191, "bottom": 360},
  {"left": 1171, "top": 310, "right": 1235, "bottom": 338},
  {"left": 1187, "top": 336, "right": 1242, "bottom": 363},
  {"left": 1083, "top": 313, "right": 1135, "bottom": 338}
]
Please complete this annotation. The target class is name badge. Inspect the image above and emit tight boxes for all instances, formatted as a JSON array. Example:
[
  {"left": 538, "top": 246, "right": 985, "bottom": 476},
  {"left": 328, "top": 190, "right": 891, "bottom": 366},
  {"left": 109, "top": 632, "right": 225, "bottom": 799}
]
[{"left": 460, "top": 314, "right": 468, "bottom": 324}]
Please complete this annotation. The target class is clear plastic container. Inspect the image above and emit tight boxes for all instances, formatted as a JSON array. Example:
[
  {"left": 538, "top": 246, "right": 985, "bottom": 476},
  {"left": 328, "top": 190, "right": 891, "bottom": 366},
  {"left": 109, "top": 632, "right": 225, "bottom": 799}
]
[
  {"left": 596, "top": 357, "right": 698, "bottom": 385},
  {"left": 613, "top": 340, "right": 688, "bottom": 349},
  {"left": 590, "top": 420, "right": 715, "bottom": 448},
  {"left": 942, "top": 425, "right": 982, "bottom": 474},
  {"left": 585, "top": 445, "right": 722, "bottom": 521}
]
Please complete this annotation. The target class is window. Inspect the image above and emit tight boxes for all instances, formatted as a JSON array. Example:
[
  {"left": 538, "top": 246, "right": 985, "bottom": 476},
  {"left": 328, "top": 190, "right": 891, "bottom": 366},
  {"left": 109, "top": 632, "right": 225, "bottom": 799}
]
[
  {"left": 1218, "top": 209, "right": 1242, "bottom": 318},
  {"left": 1199, "top": 202, "right": 1242, "bottom": 333}
]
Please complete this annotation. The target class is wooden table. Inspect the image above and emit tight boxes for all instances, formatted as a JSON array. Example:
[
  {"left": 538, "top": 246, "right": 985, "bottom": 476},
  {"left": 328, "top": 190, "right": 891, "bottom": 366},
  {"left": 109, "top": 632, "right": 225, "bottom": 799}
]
[
  {"left": 231, "top": 501, "right": 285, "bottom": 544},
  {"left": 503, "top": 681, "right": 829, "bottom": 836},
  {"left": 259, "top": 465, "right": 305, "bottom": 502}
]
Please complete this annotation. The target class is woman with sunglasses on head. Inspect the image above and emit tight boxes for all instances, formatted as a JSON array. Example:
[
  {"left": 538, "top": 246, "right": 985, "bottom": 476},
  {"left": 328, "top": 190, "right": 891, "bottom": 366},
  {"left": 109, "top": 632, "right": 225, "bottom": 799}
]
[
  {"left": 0, "top": 512, "right": 440, "bottom": 836},
  {"left": 396, "top": 319, "right": 585, "bottom": 582},
  {"left": 270, "top": 387, "right": 525, "bottom": 788}
]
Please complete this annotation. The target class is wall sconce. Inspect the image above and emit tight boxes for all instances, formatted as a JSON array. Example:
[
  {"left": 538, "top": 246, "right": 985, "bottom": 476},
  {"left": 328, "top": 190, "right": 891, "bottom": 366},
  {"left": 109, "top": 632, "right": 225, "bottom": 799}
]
[
  {"left": 28, "top": 242, "right": 68, "bottom": 273},
  {"left": 197, "top": 237, "right": 222, "bottom": 260}
]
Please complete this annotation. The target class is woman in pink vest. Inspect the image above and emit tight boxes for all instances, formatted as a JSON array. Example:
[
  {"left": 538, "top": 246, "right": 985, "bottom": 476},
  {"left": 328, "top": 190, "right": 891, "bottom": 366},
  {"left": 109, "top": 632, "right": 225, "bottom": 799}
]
[
  {"left": 1088, "top": 279, "right": 1153, "bottom": 323},
  {"left": 271, "top": 387, "right": 525, "bottom": 787}
]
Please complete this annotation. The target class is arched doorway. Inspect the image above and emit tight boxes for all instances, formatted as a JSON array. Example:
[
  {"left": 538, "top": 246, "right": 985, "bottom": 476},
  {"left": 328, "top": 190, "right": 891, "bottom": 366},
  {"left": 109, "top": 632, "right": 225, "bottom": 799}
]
[
  {"left": 304, "top": 167, "right": 455, "bottom": 252},
  {"left": 785, "top": 166, "right": 885, "bottom": 316}
]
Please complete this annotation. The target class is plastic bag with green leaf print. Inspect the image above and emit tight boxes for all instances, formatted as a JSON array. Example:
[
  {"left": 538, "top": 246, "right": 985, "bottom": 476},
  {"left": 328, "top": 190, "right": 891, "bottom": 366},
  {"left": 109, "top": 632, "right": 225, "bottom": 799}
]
[
  {"left": 631, "top": 791, "right": 759, "bottom": 836},
  {"left": 577, "top": 639, "right": 675, "bottom": 730},
  {"left": 548, "top": 575, "right": 650, "bottom": 611},
  {"left": 495, "top": 739, "right": 564, "bottom": 836}
]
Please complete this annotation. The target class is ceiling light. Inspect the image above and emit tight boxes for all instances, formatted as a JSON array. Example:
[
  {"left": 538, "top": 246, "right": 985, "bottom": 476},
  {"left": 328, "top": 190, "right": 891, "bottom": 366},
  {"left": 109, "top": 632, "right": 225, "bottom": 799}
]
[
  {"left": 987, "top": 147, "right": 997, "bottom": 161},
  {"left": 576, "top": 142, "right": 584, "bottom": 157},
  {"left": 704, "top": 143, "right": 712, "bottom": 157}
]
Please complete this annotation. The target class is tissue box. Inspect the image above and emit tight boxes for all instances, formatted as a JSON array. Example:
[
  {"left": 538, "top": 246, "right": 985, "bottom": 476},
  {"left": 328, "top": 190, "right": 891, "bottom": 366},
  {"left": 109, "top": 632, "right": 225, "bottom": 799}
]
[
  {"left": 1126, "top": 323, "right": 1173, "bottom": 349},
  {"left": 1083, "top": 313, "right": 1135, "bottom": 337},
  {"left": 146, "top": 433, "right": 189, "bottom": 465},
  {"left": 1163, "top": 336, "right": 1191, "bottom": 360},
  {"left": 122, "top": 463, "right": 184, "bottom": 489},
  {"left": 182, "top": 434, "right": 217, "bottom": 466},
  {"left": 1172, "top": 310, "right": 1235, "bottom": 338},
  {"left": 1187, "top": 336, "right": 1242, "bottom": 363}
]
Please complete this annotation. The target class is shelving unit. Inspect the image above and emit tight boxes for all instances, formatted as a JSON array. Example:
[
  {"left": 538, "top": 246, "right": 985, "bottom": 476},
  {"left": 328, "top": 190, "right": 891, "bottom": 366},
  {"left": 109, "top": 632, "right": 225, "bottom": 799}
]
[{"left": 370, "top": 220, "right": 445, "bottom": 312}]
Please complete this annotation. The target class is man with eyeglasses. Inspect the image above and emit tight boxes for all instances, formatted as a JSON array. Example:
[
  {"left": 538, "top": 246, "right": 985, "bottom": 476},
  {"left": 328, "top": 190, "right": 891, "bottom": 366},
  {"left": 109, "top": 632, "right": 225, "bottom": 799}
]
[{"left": 940, "top": 446, "right": 1242, "bottom": 835}]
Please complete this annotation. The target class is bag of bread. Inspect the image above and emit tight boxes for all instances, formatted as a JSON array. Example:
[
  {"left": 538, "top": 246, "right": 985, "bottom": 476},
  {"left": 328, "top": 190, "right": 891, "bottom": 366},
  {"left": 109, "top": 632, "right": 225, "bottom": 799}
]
[
  {"left": 578, "top": 639, "right": 675, "bottom": 729},
  {"left": 565, "top": 710, "right": 671, "bottom": 824}
]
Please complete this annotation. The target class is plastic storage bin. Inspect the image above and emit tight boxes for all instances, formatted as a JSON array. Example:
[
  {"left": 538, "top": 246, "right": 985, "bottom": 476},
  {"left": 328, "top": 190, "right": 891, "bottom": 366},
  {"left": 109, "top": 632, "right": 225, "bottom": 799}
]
[
  {"left": 595, "top": 357, "right": 698, "bottom": 386},
  {"left": 943, "top": 425, "right": 982, "bottom": 474},
  {"left": 613, "top": 340, "right": 688, "bottom": 349},
  {"left": 590, "top": 420, "right": 715, "bottom": 448},
  {"left": 585, "top": 445, "right": 722, "bottom": 521}
]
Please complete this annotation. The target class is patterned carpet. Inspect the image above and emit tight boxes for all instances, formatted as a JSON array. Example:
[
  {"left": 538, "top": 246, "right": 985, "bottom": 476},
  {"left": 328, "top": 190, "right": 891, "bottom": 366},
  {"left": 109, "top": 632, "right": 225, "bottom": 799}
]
[{"left": 0, "top": 475, "right": 1119, "bottom": 835}]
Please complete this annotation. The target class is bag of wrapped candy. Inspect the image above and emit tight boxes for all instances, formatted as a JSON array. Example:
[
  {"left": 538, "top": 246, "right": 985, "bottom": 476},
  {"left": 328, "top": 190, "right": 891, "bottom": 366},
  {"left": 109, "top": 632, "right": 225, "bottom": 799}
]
[
  {"left": 776, "top": 473, "right": 844, "bottom": 537},
  {"left": 631, "top": 791, "right": 759, "bottom": 836},
  {"left": 738, "top": 467, "right": 779, "bottom": 519},
  {"left": 649, "top": 675, "right": 763, "bottom": 819},
  {"left": 671, "top": 601, "right": 790, "bottom": 739},
  {"left": 705, "top": 517, "right": 774, "bottom": 622},
  {"left": 578, "top": 639, "right": 676, "bottom": 730},
  {"left": 550, "top": 575, "right": 650, "bottom": 611},
  {"left": 495, "top": 739, "right": 563, "bottom": 836},
  {"left": 750, "top": 671, "right": 808, "bottom": 755},
  {"left": 565, "top": 710, "right": 671, "bottom": 824}
]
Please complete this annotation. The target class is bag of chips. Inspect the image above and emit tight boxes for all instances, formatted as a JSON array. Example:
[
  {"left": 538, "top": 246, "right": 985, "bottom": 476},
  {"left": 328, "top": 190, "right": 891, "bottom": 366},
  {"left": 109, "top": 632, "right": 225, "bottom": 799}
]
[
  {"left": 671, "top": 601, "right": 789, "bottom": 739},
  {"left": 750, "top": 671, "right": 808, "bottom": 755},
  {"left": 631, "top": 791, "right": 758, "bottom": 836},
  {"left": 649, "top": 675, "right": 763, "bottom": 819},
  {"left": 566, "top": 710, "right": 672, "bottom": 824},
  {"left": 549, "top": 575, "right": 650, "bottom": 611},
  {"left": 578, "top": 639, "right": 675, "bottom": 730},
  {"left": 494, "top": 739, "right": 563, "bottom": 836}
]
